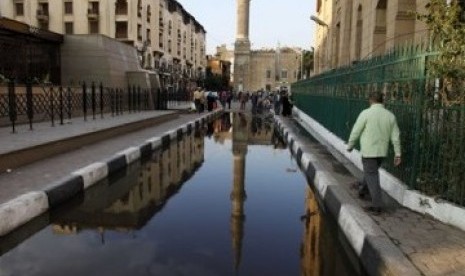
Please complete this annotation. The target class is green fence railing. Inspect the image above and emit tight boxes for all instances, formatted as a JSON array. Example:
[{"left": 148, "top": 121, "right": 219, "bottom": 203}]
[{"left": 292, "top": 45, "right": 465, "bottom": 206}]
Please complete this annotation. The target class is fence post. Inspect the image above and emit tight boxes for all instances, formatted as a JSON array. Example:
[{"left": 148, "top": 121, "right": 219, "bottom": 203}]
[
  {"left": 59, "top": 86, "right": 64, "bottom": 125},
  {"left": 49, "top": 86, "right": 55, "bottom": 127},
  {"left": 116, "top": 88, "right": 124, "bottom": 115},
  {"left": 127, "top": 84, "right": 132, "bottom": 113},
  {"left": 26, "top": 80, "right": 33, "bottom": 130},
  {"left": 8, "top": 80, "right": 17, "bottom": 133},
  {"left": 116, "top": 89, "right": 120, "bottom": 115},
  {"left": 100, "top": 82, "right": 104, "bottom": 118},
  {"left": 91, "top": 82, "right": 96, "bottom": 120},
  {"left": 110, "top": 88, "right": 115, "bottom": 116},
  {"left": 137, "top": 86, "right": 141, "bottom": 111},
  {"left": 82, "top": 82, "right": 87, "bottom": 121},
  {"left": 133, "top": 85, "right": 137, "bottom": 112},
  {"left": 67, "top": 87, "right": 72, "bottom": 121}
]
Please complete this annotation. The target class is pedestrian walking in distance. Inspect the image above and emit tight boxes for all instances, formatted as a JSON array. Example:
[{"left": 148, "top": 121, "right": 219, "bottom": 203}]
[{"left": 347, "top": 91, "right": 401, "bottom": 214}]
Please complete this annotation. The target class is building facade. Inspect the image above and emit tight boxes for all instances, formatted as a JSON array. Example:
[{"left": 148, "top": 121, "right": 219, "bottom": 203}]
[
  {"left": 233, "top": 0, "right": 301, "bottom": 92},
  {"left": 0, "top": 0, "right": 207, "bottom": 89},
  {"left": 313, "top": 0, "right": 429, "bottom": 75}
]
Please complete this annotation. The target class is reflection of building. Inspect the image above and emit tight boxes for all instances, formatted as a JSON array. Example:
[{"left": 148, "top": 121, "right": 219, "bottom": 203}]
[
  {"left": 300, "top": 187, "right": 322, "bottom": 276},
  {"left": 206, "top": 54, "right": 232, "bottom": 88},
  {"left": 233, "top": 0, "right": 301, "bottom": 92},
  {"left": 214, "top": 113, "right": 274, "bottom": 146},
  {"left": 313, "top": 0, "right": 429, "bottom": 74},
  {"left": 52, "top": 128, "right": 205, "bottom": 234},
  {"left": 300, "top": 186, "right": 357, "bottom": 276}
]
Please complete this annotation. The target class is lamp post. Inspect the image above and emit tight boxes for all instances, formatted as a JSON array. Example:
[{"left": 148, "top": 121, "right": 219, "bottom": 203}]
[
  {"left": 300, "top": 49, "right": 305, "bottom": 80},
  {"left": 310, "top": 15, "right": 329, "bottom": 73},
  {"left": 310, "top": 15, "right": 328, "bottom": 27}
]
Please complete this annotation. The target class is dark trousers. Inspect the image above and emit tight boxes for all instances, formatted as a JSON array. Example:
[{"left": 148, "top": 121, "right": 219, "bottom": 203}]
[{"left": 361, "top": 157, "right": 384, "bottom": 208}]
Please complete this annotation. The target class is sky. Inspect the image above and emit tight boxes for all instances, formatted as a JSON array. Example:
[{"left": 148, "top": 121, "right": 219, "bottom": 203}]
[{"left": 177, "top": 0, "right": 317, "bottom": 54}]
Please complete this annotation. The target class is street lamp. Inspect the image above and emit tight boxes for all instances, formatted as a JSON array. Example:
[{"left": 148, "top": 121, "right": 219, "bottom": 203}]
[
  {"left": 310, "top": 15, "right": 328, "bottom": 27},
  {"left": 300, "top": 50, "right": 305, "bottom": 80},
  {"left": 310, "top": 15, "right": 330, "bottom": 73}
]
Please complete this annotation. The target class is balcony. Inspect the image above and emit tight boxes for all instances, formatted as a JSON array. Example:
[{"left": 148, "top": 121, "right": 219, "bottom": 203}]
[
  {"left": 36, "top": 10, "right": 49, "bottom": 22},
  {"left": 88, "top": 9, "right": 99, "bottom": 21}
]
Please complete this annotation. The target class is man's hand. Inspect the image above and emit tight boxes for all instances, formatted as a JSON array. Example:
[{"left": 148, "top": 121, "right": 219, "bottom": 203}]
[{"left": 394, "top": 156, "right": 401, "bottom": 167}]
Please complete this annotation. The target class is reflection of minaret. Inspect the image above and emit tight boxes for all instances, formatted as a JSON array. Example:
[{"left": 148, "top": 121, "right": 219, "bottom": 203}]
[
  {"left": 231, "top": 113, "right": 249, "bottom": 271},
  {"left": 234, "top": 0, "right": 252, "bottom": 92}
]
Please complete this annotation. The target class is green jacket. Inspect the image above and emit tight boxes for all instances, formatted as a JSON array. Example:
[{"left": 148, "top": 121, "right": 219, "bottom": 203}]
[{"left": 347, "top": 103, "right": 401, "bottom": 158}]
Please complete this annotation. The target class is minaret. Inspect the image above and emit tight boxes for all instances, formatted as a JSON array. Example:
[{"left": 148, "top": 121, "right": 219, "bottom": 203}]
[{"left": 234, "top": 0, "right": 252, "bottom": 92}]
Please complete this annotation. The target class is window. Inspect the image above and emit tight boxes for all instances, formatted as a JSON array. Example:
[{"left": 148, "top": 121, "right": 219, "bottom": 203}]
[
  {"left": 115, "top": 0, "right": 128, "bottom": 15},
  {"left": 89, "top": 21, "right": 99, "bottom": 34},
  {"left": 266, "top": 69, "right": 271, "bottom": 79},
  {"left": 89, "top": 1, "right": 99, "bottom": 14},
  {"left": 64, "top": 1, "right": 73, "bottom": 14},
  {"left": 147, "top": 29, "right": 151, "bottom": 45},
  {"left": 137, "top": 24, "right": 142, "bottom": 40},
  {"left": 115, "top": 22, "right": 128, "bottom": 38},
  {"left": 168, "top": 39, "right": 172, "bottom": 53},
  {"left": 147, "top": 5, "right": 151, "bottom": 22},
  {"left": 159, "top": 30, "right": 163, "bottom": 48},
  {"left": 15, "top": 2, "right": 24, "bottom": 16},
  {"left": 281, "top": 70, "right": 288, "bottom": 79},
  {"left": 65, "top": 22, "right": 73, "bottom": 34},
  {"left": 137, "top": 0, "right": 142, "bottom": 17}
]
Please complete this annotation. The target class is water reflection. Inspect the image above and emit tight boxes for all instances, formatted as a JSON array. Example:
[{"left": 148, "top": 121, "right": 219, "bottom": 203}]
[
  {"left": 300, "top": 181, "right": 363, "bottom": 276},
  {"left": 52, "top": 127, "right": 205, "bottom": 235},
  {"left": 0, "top": 113, "right": 361, "bottom": 276}
]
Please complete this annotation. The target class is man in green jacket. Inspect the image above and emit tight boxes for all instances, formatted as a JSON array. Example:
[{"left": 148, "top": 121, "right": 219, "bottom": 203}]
[{"left": 347, "top": 91, "right": 402, "bottom": 213}]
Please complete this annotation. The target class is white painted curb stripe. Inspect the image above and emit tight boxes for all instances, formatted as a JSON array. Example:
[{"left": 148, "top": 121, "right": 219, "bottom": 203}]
[
  {"left": 72, "top": 162, "right": 108, "bottom": 189},
  {"left": 117, "top": 146, "right": 141, "bottom": 164},
  {"left": 146, "top": 137, "right": 162, "bottom": 149},
  {"left": 0, "top": 192, "right": 49, "bottom": 236}
]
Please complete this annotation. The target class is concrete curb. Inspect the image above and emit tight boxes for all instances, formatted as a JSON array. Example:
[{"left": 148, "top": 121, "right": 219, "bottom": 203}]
[
  {"left": 0, "top": 110, "right": 223, "bottom": 237},
  {"left": 274, "top": 116, "right": 421, "bottom": 276}
]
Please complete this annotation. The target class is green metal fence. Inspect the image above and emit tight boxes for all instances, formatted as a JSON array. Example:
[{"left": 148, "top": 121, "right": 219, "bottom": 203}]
[{"left": 292, "top": 45, "right": 465, "bottom": 206}]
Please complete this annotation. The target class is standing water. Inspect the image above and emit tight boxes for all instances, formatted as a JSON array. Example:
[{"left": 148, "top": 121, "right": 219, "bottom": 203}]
[{"left": 0, "top": 113, "right": 364, "bottom": 276}]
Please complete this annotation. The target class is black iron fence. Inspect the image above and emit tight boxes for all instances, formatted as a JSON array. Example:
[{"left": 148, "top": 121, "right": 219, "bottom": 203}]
[
  {"left": 293, "top": 45, "right": 465, "bottom": 206},
  {"left": 0, "top": 81, "right": 189, "bottom": 132}
]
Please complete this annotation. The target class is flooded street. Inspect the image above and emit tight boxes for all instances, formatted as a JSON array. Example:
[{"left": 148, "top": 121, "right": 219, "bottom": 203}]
[{"left": 0, "top": 113, "right": 363, "bottom": 276}]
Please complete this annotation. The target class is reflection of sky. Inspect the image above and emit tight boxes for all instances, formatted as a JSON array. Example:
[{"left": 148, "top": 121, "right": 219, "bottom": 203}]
[{"left": 0, "top": 133, "right": 311, "bottom": 276}]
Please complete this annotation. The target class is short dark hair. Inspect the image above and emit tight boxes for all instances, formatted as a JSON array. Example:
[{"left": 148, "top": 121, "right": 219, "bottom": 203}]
[{"left": 369, "top": 91, "right": 384, "bottom": 103}]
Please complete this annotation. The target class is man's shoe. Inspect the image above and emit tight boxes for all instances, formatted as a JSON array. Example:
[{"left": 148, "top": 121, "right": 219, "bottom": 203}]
[{"left": 350, "top": 181, "right": 368, "bottom": 199}]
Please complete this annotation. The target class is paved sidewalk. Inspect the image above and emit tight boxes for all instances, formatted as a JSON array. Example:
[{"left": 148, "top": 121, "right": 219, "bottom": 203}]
[
  {"left": 284, "top": 118, "right": 465, "bottom": 276},
  {"left": 0, "top": 108, "right": 205, "bottom": 206},
  {"left": 0, "top": 111, "right": 175, "bottom": 155}
]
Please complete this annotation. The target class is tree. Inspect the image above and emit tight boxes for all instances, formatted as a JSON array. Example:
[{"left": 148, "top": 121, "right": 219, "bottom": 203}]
[
  {"left": 303, "top": 48, "right": 315, "bottom": 79},
  {"left": 417, "top": 0, "right": 465, "bottom": 105}
]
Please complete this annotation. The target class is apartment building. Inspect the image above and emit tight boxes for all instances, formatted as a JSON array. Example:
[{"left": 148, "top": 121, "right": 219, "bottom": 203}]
[{"left": 0, "top": 0, "right": 207, "bottom": 85}]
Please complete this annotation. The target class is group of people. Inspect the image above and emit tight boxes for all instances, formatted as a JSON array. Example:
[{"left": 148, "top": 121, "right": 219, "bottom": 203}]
[
  {"left": 236, "top": 90, "right": 293, "bottom": 116},
  {"left": 192, "top": 87, "right": 234, "bottom": 113}
]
